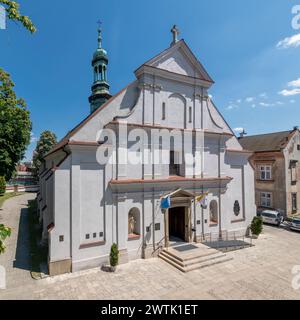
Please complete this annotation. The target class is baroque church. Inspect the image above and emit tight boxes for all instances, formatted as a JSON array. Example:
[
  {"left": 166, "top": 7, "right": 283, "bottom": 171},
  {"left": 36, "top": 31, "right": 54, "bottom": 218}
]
[{"left": 38, "top": 26, "right": 256, "bottom": 275}]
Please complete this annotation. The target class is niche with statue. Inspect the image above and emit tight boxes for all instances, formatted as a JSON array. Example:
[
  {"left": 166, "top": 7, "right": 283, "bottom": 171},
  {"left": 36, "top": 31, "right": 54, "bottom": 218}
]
[{"left": 128, "top": 207, "right": 141, "bottom": 240}]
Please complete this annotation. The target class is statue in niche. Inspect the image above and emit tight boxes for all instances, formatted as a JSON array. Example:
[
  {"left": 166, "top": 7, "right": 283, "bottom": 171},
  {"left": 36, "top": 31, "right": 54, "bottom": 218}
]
[{"left": 128, "top": 213, "right": 136, "bottom": 235}]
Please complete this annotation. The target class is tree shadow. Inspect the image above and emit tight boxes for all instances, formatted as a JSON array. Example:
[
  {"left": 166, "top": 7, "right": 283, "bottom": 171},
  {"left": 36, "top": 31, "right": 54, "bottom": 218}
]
[{"left": 13, "top": 207, "right": 32, "bottom": 272}]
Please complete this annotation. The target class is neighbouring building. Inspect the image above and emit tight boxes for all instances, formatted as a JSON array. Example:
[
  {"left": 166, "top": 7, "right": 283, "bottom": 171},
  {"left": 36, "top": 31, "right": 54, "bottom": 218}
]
[
  {"left": 239, "top": 128, "right": 300, "bottom": 216},
  {"left": 38, "top": 26, "right": 256, "bottom": 275},
  {"left": 6, "top": 161, "right": 38, "bottom": 193}
]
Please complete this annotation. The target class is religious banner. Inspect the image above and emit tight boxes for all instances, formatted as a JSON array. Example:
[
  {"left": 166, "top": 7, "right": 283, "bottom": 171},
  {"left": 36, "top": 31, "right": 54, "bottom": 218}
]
[
  {"left": 195, "top": 192, "right": 208, "bottom": 208},
  {"left": 160, "top": 195, "right": 171, "bottom": 209}
]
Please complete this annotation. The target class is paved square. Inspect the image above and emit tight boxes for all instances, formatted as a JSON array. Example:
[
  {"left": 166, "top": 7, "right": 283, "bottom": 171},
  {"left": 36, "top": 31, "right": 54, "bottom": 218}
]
[{"left": 1, "top": 193, "right": 300, "bottom": 299}]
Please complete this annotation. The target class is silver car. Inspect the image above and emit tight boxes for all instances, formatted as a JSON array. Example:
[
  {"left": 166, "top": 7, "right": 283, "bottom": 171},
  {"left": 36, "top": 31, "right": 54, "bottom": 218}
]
[
  {"left": 290, "top": 218, "right": 300, "bottom": 232},
  {"left": 259, "top": 210, "right": 283, "bottom": 227}
]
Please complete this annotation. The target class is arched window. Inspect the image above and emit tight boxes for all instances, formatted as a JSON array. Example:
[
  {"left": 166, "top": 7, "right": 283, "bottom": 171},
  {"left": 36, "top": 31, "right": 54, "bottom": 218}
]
[
  {"left": 98, "top": 65, "right": 102, "bottom": 81},
  {"left": 162, "top": 102, "right": 166, "bottom": 120},
  {"left": 209, "top": 200, "right": 218, "bottom": 224},
  {"left": 128, "top": 208, "right": 140, "bottom": 239},
  {"left": 103, "top": 66, "right": 107, "bottom": 81},
  {"left": 94, "top": 66, "right": 98, "bottom": 82}
]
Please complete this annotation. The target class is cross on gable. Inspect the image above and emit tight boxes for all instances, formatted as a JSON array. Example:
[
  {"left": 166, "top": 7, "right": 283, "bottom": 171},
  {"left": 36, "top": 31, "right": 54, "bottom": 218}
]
[{"left": 171, "top": 25, "right": 179, "bottom": 45}]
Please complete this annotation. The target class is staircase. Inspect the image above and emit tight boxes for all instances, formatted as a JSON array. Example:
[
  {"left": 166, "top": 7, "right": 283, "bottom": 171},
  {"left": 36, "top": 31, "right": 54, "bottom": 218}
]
[{"left": 158, "top": 243, "right": 232, "bottom": 273}]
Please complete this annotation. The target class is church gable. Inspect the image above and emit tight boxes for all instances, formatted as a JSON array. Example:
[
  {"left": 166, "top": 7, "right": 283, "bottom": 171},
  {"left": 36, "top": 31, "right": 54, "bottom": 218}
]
[
  {"left": 151, "top": 48, "right": 201, "bottom": 78},
  {"left": 142, "top": 40, "right": 214, "bottom": 83}
]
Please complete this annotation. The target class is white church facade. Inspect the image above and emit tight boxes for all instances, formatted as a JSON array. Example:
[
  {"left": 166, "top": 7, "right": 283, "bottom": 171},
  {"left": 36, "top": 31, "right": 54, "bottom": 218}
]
[{"left": 38, "top": 26, "right": 256, "bottom": 275}]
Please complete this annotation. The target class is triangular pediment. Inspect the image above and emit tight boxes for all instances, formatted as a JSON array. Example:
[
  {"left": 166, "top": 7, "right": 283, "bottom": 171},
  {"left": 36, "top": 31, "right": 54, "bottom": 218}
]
[
  {"left": 169, "top": 189, "right": 194, "bottom": 198},
  {"left": 142, "top": 40, "right": 213, "bottom": 83}
]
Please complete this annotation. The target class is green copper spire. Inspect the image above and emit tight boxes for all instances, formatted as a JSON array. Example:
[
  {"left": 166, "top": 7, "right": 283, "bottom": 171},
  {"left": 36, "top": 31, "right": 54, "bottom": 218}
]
[{"left": 89, "top": 25, "right": 111, "bottom": 113}]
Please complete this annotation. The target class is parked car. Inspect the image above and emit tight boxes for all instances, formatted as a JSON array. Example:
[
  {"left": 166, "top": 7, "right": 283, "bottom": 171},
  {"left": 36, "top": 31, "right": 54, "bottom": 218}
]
[
  {"left": 259, "top": 210, "right": 283, "bottom": 227},
  {"left": 289, "top": 218, "right": 300, "bottom": 232}
]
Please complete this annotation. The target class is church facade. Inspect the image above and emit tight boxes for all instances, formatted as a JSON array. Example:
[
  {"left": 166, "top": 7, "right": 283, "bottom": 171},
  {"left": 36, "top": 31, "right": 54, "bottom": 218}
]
[{"left": 38, "top": 26, "right": 256, "bottom": 275}]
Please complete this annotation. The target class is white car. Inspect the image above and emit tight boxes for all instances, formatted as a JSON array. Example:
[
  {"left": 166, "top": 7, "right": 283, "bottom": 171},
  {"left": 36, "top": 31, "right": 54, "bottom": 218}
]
[
  {"left": 290, "top": 218, "right": 300, "bottom": 232},
  {"left": 259, "top": 210, "right": 283, "bottom": 227}
]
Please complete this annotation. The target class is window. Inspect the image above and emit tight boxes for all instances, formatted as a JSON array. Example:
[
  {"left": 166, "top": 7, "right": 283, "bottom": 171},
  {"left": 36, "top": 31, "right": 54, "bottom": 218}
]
[
  {"left": 128, "top": 208, "right": 140, "bottom": 238},
  {"left": 291, "top": 161, "right": 297, "bottom": 183},
  {"left": 85, "top": 234, "right": 90, "bottom": 240},
  {"left": 162, "top": 102, "right": 166, "bottom": 120},
  {"left": 188, "top": 106, "right": 192, "bottom": 123},
  {"left": 259, "top": 165, "right": 272, "bottom": 180},
  {"left": 169, "top": 151, "right": 180, "bottom": 176},
  {"left": 297, "top": 145, "right": 300, "bottom": 151},
  {"left": 260, "top": 192, "right": 272, "bottom": 208},
  {"left": 209, "top": 200, "right": 218, "bottom": 224},
  {"left": 292, "top": 193, "right": 297, "bottom": 212}
]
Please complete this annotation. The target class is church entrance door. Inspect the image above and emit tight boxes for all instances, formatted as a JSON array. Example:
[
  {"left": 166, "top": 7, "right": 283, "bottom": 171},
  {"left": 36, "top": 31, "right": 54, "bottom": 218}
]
[{"left": 168, "top": 206, "right": 186, "bottom": 241}]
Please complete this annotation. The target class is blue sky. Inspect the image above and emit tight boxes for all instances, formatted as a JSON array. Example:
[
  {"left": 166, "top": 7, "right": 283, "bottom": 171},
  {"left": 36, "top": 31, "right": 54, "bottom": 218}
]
[{"left": 1, "top": 0, "right": 300, "bottom": 160}]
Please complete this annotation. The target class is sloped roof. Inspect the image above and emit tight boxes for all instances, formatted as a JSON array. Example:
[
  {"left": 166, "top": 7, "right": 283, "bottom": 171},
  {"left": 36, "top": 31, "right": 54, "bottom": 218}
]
[
  {"left": 44, "top": 82, "right": 133, "bottom": 158},
  {"left": 239, "top": 130, "right": 296, "bottom": 152}
]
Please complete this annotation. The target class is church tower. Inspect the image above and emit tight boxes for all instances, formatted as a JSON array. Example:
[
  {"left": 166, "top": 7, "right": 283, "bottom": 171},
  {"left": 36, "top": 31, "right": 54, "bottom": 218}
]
[{"left": 89, "top": 27, "right": 111, "bottom": 113}]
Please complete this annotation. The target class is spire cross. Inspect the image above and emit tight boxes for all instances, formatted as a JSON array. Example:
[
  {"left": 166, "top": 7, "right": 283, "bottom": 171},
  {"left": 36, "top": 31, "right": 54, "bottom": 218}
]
[{"left": 171, "top": 25, "right": 179, "bottom": 45}]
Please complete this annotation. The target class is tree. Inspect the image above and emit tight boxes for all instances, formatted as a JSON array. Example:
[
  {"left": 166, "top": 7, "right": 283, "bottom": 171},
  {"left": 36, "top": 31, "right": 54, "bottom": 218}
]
[
  {"left": 109, "top": 243, "right": 119, "bottom": 268},
  {"left": 0, "top": 1, "right": 35, "bottom": 254},
  {"left": 0, "top": 224, "right": 11, "bottom": 254},
  {"left": 250, "top": 216, "right": 263, "bottom": 237},
  {"left": 0, "top": 176, "right": 5, "bottom": 195},
  {"left": 0, "top": 0, "right": 36, "bottom": 33},
  {"left": 33, "top": 131, "right": 57, "bottom": 176},
  {"left": 0, "top": 69, "right": 32, "bottom": 180}
]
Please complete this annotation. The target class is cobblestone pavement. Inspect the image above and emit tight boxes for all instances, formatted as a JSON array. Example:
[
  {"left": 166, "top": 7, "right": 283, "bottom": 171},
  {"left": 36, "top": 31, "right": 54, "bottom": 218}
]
[{"left": 1, "top": 193, "right": 300, "bottom": 300}]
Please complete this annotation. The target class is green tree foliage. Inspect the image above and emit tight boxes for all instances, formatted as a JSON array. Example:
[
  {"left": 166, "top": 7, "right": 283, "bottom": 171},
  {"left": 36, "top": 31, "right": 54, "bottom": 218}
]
[
  {"left": 0, "top": 1, "right": 36, "bottom": 254},
  {"left": 250, "top": 216, "right": 263, "bottom": 236},
  {"left": 0, "top": 69, "right": 32, "bottom": 180},
  {"left": 0, "top": 0, "right": 36, "bottom": 33},
  {"left": 109, "top": 243, "right": 119, "bottom": 267},
  {"left": 0, "top": 224, "right": 11, "bottom": 254},
  {"left": 0, "top": 176, "right": 6, "bottom": 195},
  {"left": 33, "top": 131, "right": 57, "bottom": 176}
]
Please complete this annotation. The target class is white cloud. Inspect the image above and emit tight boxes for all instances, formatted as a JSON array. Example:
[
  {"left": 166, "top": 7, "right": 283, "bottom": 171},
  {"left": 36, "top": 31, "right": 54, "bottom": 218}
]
[
  {"left": 245, "top": 97, "right": 255, "bottom": 103},
  {"left": 259, "top": 102, "right": 275, "bottom": 107},
  {"left": 259, "top": 93, "right": 268, "bottom": 99},
  {"left": 233, "top": 127, "right": 244, "bottom": 134},
  {"left": 278, "top": 88, "right": 300, "bottom": 96},
  {"left": 290, "top": 99, "right": 296, "bottom": 103},
  {"left": 276, "top": 33, "right": 300, "bottom": 49},
  {"left": 288, "top": 78, "right": 300, "bottom": 88},
  {"left": 226, "top": 104, "right": 236, "bottom": 110},
  {"left": 276, "top": 101, "right": 284, "bottom": 105},
  {"left": 30, "top": 133, "right": 38, "bottom": 144},
  {"left": 236, "top": 99, "right": 242, "bottom": 104},
  {"left": 251, "top": 104, "right": 256, "bottom": 108}
]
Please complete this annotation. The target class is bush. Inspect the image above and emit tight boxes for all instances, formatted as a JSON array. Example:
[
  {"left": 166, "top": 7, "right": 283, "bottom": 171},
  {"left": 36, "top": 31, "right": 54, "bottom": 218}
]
[
  {"left": 0, "top": 176, "right": 6, "bottom": 195},
  {"left": 110, "top": 243, "right": 119, "bottom": 267},
  {"left": 251, "top": 216, "right": 263, "bottom": 236}
]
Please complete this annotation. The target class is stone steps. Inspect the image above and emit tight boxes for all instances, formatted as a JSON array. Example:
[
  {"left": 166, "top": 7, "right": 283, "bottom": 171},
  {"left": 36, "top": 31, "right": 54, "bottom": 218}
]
[{"left": 158, "top": 244, "right": 233, "bottom": 273}]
